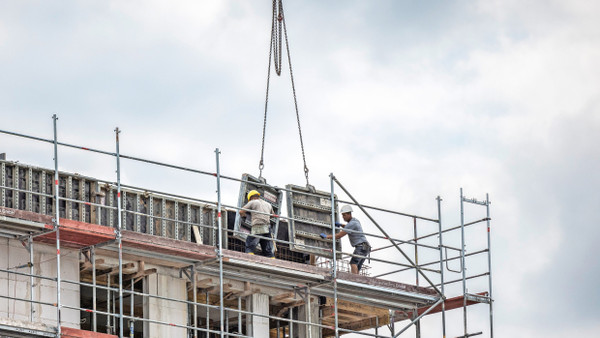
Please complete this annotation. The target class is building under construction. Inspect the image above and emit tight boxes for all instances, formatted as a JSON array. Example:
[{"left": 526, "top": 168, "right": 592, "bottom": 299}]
[{"left": 0, "top": 116, "right": 494, "bottom": 338}]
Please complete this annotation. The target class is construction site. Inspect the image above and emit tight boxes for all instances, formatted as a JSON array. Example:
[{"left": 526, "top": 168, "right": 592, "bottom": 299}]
[
  {"left": 0, "top": 122, "right": 494, "bottom": 338},
  {"left": 1, "top": 2, "right": 495, "bottom": 338}
]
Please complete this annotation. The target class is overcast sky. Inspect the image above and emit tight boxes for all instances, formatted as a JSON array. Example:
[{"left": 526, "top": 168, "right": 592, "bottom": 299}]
[{"left": 1, "top": 1, "right": 599, "bottom": 337}]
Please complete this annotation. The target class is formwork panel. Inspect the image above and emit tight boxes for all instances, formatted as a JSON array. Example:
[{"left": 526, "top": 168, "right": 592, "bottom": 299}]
[
  {"left": 110, "top": 189, "right": 117, "bottom": 228},
  {"left": 125, "top": 191, "right": 136, "bottom": 231},
  {"left": 165, "top": 200, "right": 175, "bottom": 239},
  {"left": 59, "top": 176, "right": 67, "bottom": 219},
  {"left": 4, "top": 165, "right": 13, "bottom": 208},
  {"left": 71, "top": 177, "right": 80, "bottom": 221},
  {"left": 44, "top": 172, "right": 53, "bottom": 216},
  {"left": 0, "top": 159, "right": 234, "bottom": 250},
  {"left": 152, "top": 197, "right": 161, "bottom": 236},
  {"left": 40, "top": 169, "right": 46, "bottom": 215},
  {"left": 99, "top": 185, "right": 109, "bottom": 226},
  {"left": 27, "top": 167, "right": 32, "bottom": 212},
  {"left": 202, "top": 207, "right": 214, "bottom": 245},
  {"left": 18, "top": 167, "right": 27, "bottom": 210},
  {"left": 1, "top": 163, "right": 5, "bottom": 207},
  {"left": 177, "top": 203, "right": 188, "bottom": 241},
  {"left": 32, "top": 169, "right": 41, "bottom": 213},
  {"left": 135, "top": 193, "right": 142, "bottom": 233},
  {"left": 285, "top": 184, "right": 341, "bottom": 258},
  {"left": 233, "top": 174, "right": 283, "bottom": 243},
  {"left": 190, "top": 205, "right": 202, "bottom": 243},
  {"left": 83, "top": 180, "right": 91, "bottom": 223},
  {"left": 13, "top": 165, "right": 19, "bottom": 209},
  {"left": 139, "top": 194, "right": 149, "bottom": 234}
]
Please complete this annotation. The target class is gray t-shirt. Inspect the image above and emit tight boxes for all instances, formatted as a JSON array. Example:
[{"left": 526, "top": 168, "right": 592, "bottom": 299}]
[
  {"left": 242, "top": 199, "right": 273, "bottom": 234},
  {"left": 344, "top": 217, "right": 368, "bottom": 247}
]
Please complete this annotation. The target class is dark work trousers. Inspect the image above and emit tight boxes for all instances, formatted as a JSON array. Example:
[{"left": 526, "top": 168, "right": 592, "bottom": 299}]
[
  {"left": 350, "top": 242, "right": 371, "bottom": 271},
  {"left": 245, "top": 232, "right": 274, "bottom": 257}
]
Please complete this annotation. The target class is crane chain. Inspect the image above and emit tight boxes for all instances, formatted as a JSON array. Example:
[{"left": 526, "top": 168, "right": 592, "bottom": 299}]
[
  {"left": 259, "top": 0, "right": 282, "bottom": 178},
  {"left": 258, "top": 0, "right": 310, "bottom": 187}
]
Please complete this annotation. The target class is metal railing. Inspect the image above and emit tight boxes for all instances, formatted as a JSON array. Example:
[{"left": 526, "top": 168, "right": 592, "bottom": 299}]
[{"left": 0, "top": 115, "right": 494, "bottom": 338}]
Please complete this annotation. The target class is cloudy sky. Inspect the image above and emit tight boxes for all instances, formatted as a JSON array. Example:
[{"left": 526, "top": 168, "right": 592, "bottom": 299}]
[{"left": 1, "top": 1, "right": 599, "bottom": 337}]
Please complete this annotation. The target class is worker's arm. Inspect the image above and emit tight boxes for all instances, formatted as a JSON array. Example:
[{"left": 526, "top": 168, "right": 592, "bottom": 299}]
[
  {"left": 327, "top": 231, "right": 346, "bottom": 240},
  {"left": 239, "top": 201, "right": 253, "bottom": 217}
]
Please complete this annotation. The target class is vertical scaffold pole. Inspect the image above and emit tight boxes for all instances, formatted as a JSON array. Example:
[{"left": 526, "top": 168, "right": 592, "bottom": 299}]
[
  {"left": 460, "top": 188, "right": 467, "bottom": 336},
  {"left": 92, "top": 247, "right": 97, "bottom": 332},
  {"left": 307, "top": 287, "right": 312, "bottom": 338},
  {"left": 29, "top": 235, "right": 34, "bottom": 321},
  {"left": 193, "top": 265, "right": 198, "bottom": 338},
  {"left": 413, "top": 217, "right": 420, "bottom": 338},
  {"left": 206, "top": 291, "right": 210, "bottom": 334},
  {"left": 237, "top": 297, "right": 242, "bottom": 335},
  {"left": 390, "top": 311, "right": 395, "bottom": 336},
  {"left": 215, "top": 148, "right": 224, "bottom": 338},
  {"left": 107, "top": 264, "right": 111, "bottom": 332},
  {"left": 289, "top": 307, "right": 293, "bottom": 338},
  {"left": 329, "top": 173, "right": 339, "bottom": 338},
  {"left": 436, "top": 196, "right": 446, "bottom": 338},
  {"left": 486, "top": 193, "right": 494, "bottom": 338},
  {"left": 115, "top": 127, "right": 124, "bottom": 338},
  {"left": 52, "top": 114, "right": 62, "bottom": 337},
  {"left": 130, "top": 279, "right": 134, "bottom": 337}
]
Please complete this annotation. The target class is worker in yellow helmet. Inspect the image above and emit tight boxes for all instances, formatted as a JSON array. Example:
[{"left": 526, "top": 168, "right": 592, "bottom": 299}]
[{"left": 239, "top": 190, "right": 275, "bottom": 258}]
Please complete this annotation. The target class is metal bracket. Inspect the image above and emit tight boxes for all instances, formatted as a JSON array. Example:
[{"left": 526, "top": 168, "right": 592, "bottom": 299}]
[
  {"left": 180, "top": 266, "right": 193, "bottom": 281},
  {"left": 462, "top": 196, "right": 488, "bottom": 206},
  {"left": 465, "top": 293, "right": 491, "bottom": 304},
  {"left": 81, "top": 249, "right": 91, "bottom": 263},
  {"left": 293, "top": 286, "right": 308, "bottom": 302},
  {"left": 445, "top": 247, "right": 463, "bottom": 273},
  {"left": 19, "top": 239, "right": 31, "bottom": 252}
]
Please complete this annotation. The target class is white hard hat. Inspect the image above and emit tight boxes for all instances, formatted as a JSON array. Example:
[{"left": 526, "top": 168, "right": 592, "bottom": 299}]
[{"left": 340, "top": 205, "right": 353, "bottom": 214}]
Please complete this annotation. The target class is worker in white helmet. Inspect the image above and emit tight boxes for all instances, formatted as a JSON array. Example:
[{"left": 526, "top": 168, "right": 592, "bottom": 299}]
[
  {"left": 321, "top": 205, "right": 370, "bottom": 274},
  {"left": 239, "top": 190, "right": 275, "bottom": 258}
]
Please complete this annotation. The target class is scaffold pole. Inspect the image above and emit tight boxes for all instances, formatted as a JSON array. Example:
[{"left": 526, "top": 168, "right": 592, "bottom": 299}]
[{"left": 52, "top": 114, "right": 62, "bottom": 337}]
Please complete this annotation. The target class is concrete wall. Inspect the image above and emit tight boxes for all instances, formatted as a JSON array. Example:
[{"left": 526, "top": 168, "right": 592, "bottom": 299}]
[
  {"left": 298, "top": 296, "right": 321, "bottom": 338},
  {"left": 145, "top": 273, "right": 187, "bottom": 337},
  {"left": 0, "top": 238, "right": 80, "bottom": 329}
]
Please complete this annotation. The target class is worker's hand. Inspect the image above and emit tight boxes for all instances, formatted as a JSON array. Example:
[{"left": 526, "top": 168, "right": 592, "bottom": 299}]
[
  {"left": 320, "top": 233, "right": 327, "bottom": 239},
  {"left": 335, "top": 222, "right": 343, "bottom": 228}
]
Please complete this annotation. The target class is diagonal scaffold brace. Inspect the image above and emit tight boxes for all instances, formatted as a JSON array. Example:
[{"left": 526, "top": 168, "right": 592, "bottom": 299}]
[{"left": 331, "top": 175, "right": 445, "bottom": 298}]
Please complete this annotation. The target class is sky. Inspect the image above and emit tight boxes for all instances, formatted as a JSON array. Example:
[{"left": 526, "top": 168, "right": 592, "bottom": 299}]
[{"left": 1, "top": 1, "right": 599, "bottom": 337}]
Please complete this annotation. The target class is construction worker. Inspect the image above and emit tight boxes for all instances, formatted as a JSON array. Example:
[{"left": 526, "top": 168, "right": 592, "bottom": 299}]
[
  {"left": 239, "top": 190, "right": 275, "bottom": 258},
  {"left": 321, "top": 205, "right": 370, "bottom": 274}
]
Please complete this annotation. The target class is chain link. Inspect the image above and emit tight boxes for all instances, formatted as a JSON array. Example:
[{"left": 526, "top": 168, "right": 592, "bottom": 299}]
[
  {"left": 259, "top": 0, "right": 280, "bottom": 178},
  {"left": 280, "top": 1, "right": 310, "bottom": 186},
  {"left": 273, "top": 0, "right": 283, "bottom": 76},
  {"left": 258, "top": 0, "right": 310, "bottom": 186}
]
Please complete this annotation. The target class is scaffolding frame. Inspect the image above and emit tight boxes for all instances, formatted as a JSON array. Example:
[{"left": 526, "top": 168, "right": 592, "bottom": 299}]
[{"left": 0, "top": 116, "right": 494, "bottom": 338}]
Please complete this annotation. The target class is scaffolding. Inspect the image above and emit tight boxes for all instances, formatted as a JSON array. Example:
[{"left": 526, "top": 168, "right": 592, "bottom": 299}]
[{"left": 0, "top": 115, "right": 494, "bottom": 337}]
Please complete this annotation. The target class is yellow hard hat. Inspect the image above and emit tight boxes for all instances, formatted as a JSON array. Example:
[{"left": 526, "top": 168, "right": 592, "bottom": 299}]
[{"left": 247, "top": 190, "right": 260, "bottom": 200}]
